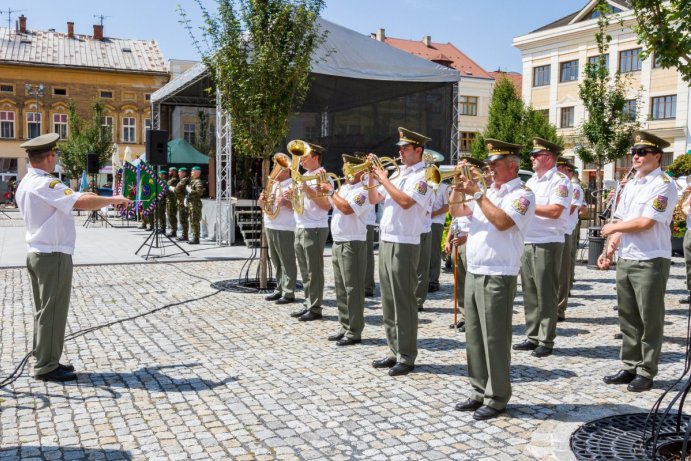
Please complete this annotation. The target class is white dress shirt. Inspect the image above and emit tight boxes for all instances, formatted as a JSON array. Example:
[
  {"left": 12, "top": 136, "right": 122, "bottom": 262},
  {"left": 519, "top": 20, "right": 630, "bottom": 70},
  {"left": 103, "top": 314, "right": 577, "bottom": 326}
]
[{"left": 524, "top": 167, "right": 572, "bottom": 244}]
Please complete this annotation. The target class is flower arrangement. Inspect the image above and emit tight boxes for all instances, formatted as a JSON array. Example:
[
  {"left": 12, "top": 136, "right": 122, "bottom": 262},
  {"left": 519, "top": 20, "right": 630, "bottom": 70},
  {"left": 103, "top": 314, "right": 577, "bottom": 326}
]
[{"left": 672, "top": 207, "right": 686, "bottom": 238}]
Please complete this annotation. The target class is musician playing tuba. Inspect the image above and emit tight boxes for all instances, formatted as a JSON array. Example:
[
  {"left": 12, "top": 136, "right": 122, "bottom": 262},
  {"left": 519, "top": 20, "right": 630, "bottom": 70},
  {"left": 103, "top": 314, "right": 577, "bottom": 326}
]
[{"left": 258, "top": 153, "right": 298, "bottom": 305}]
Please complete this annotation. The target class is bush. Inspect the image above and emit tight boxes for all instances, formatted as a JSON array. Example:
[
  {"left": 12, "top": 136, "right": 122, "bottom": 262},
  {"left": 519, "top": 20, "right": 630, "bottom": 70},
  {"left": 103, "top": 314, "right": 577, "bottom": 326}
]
[{"left": 666, "top": 153, "right": 691, "bottom": 177}]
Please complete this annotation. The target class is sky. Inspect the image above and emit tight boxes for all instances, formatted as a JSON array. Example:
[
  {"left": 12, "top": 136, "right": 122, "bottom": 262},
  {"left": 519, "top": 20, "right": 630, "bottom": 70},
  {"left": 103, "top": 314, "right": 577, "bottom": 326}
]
[{"left": 6, "top": 0, "right": 589, "bottom": 73}]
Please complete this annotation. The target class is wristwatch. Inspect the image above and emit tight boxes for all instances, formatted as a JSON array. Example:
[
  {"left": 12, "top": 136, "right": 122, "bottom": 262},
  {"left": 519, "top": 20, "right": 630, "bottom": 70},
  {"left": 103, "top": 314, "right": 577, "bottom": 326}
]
[{"left": 473, "top": 190, "right": 484, "bottom": 201}]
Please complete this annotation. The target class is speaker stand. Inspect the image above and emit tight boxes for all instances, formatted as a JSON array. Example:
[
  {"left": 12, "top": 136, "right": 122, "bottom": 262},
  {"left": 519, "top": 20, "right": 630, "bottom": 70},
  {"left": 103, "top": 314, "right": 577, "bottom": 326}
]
[
  {"left": 135, "top": 192, "right": 189, "bottom": 260},
  {"left": 83, "top": 173, "right": 114, "bottom": 228}
]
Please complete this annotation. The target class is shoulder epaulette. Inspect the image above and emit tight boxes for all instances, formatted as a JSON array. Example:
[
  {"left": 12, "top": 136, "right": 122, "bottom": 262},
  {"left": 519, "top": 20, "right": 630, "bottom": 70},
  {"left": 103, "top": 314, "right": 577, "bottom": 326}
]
[
  {"left": 520, "top": 183, "right": 532, "bottom": 192},
  {"left": 556, "top": 172, "right": 567, "bottom": 179},
  {"left": 661, "top": 173, "right": 671, "bottom": 183}
]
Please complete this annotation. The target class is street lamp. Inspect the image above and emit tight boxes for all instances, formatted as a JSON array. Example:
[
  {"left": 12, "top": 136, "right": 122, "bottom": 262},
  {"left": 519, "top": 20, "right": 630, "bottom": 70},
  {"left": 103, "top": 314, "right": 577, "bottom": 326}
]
[{"left": 24, "top": 83, "right": 44, "bottom": 139}]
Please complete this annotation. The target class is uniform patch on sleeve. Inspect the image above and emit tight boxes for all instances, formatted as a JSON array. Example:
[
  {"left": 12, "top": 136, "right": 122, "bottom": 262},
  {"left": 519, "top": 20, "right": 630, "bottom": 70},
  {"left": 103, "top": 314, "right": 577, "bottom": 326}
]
[
  {"left": 49, "top": 180, "right": 61, "bottom": 189},
  {"left": 574, "top": 189, "right": 581, "bottom": 200},
  {"left": 353, "top": 193, "right": 366, "bottom": 206},
  {"left": 512, "top": 196, "right": 530, "bottom": 215},
  {"left": 554, "top": 185, "right": 569, "bottom": 198},
  {"left": 64, "top": 189, "right": 74, "bottom": 196},
  {"left": 652, "top": 195, "right": 668, "bottom": 212},
  {"left": 414, "top": 181, "right": 428, "bottom": 195}
]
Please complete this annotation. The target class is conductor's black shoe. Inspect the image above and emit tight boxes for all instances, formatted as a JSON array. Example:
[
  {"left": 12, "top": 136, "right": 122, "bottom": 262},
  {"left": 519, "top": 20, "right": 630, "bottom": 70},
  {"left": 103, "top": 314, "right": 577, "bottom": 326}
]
[
  {"left": 513, "top": 340, "right": 538, "bottom": 351},
  {"left": 35, "top": 367, "right": 77, "bottom": 382},
  {"left": 531, "top": 346, "right": 553, "bottom": 358},
  {"left": 328, "top": 331, "right": 345, "bottom": 341},
  {"left": 454, "top": 399, "right": 482, "bottom": 412},
  {"left": 177, "top": 236, "right": 188, "bottom": 242},
  {"left": 365, "top": 291, "right": 375, "bottom": 297},
  {"left": 166, "top": 232, "right": 177, "bottom": 238},
  {"left": 418, "top": 306, "right": 424, "bottom": 312},
  {"left": 388, "top": 363, "right": 414, "bottom": 376},
  {"left": 275, "top": 297, "right": 295, "bottom": 305},
  {"left": 265, "top": 293, "right": 282, "bottom": 301},
  {"left": 449, "top": 321, "right": 465, "bottom": 331},
  {"left": 427, "top": 284, "right": 440, "bottom": 293},
  {"left": 290, "top": 308, "right": 308, "bottom": 318},
  {"left": 680, "top": 296, "right": 690, "bottom": 304},
  {"left": 336, "top": 337, "right": 361, "bottom": 346},
  {"left": 372, "top": 357, "right": 397, "bottom": 369},
  {"left": 189, "top": 238, "right": 200, "bottom": 245},
  {"left": 473, "top": 406, "right": 505, "bottom": 421},
  {"left": 603, "top": 370, "right": 636, "bottom": 385},
  {"left": 298, "top": 311, "right": 322, "bottom": 322},
  {"left": 58, "top": 363, "right": 75, "bottom": 373},
  {"left": 557, "top": 316, "right": 566, "bottom": 322},
  {"left": 627, "top": 376, "right": 653, "bottom": 392}
]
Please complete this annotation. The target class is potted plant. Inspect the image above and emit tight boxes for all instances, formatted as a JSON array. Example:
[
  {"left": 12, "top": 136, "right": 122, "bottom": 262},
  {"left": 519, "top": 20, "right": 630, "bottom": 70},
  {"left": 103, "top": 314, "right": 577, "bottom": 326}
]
[{"left": 666, "top": 153, "right": 691, "bottom": 256}]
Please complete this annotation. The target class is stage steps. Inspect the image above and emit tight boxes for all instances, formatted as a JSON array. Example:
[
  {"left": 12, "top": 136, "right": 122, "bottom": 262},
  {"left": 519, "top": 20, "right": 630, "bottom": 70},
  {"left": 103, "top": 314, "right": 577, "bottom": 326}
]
[{"left": 234, "top": 199, "right": 262, "bottom": 248}]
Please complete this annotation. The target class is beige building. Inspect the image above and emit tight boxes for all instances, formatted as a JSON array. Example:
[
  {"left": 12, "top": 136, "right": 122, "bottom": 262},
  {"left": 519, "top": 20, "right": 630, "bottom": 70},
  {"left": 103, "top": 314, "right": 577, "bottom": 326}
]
[
  {"left": 513, "top": 0, "right": 690, "bottom": 186},
  {"left": 0, "top": 15, "right": 168, "bottom": 180}
]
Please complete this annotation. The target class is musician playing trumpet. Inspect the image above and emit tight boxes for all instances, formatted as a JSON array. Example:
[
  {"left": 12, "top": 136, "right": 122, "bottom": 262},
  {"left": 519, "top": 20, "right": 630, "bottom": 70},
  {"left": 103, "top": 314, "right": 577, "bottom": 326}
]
[
  {"left": 598, "top": 131, "right": 677, "bottom": 393},
  {"left": 258, "top": 153, "right": 297, "bottom": 305}
]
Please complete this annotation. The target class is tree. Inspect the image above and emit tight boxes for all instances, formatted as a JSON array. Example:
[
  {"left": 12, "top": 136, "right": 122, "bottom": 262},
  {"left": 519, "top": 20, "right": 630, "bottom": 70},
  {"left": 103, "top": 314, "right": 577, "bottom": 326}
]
[
  {"left": 471, "top": 76, "right": 561, "bottom": 169},
  {"left": 632, "top": 0, "right": 691, "bottom": 83},
  {"left": 180, "top": 0, "right": 327, "bottom": 288},
  {"left": 59, "top": 100, "right": 114, "bottom": 181},
  {"left": 577, "top": 0, "right": 641, "bottom": 222}
]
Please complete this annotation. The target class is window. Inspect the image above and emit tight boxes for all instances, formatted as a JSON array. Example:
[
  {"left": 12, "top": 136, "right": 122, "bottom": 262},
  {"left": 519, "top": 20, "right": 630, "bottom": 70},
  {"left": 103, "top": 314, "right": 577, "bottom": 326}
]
[
  {"left": 587, "top": 54, "right": 609, "bottom": 72},
  {"left": 589, "top": 5, "right": 621, "bottom": 18},
  {"left": 619, "top": 48, "right": 642, "bottom": 73},
  {"left": 52, "top": 87, "right": 67, "bottom": 96},
  {"left": 26, "top": 112, "right": 41, "bottom": 139},
  {"left": 653, "top": 53, "right": 663, "bottom": 68},
  {"left": 122, "top": 117, "right": 136, "bottom": 143},
  {"left": 0, "top": 111, "right": 15, "bottom": 138},
  {"left": 100, "top": 90, "right": 113, "bottom": 99},
  {"left": 183, "top": 123, "right": 197, "bottom": 144},
  {"left": 145, "top": 93, "right": 151, "bottom": 101},
  {"left": 0, "top": 84, "right": 13, "bottom": 93},
  {"left": 460, "top": 96, "right": 478, "bottom": 116},
  {"left": 143, "top": 118, "right": 151, "bottom": 142},
  {"left": 560, "top": 107, "right": 574, "bottom": 128},
  {"left": 533, "top": 65, "right": 551, "bottom": 87},
  {"left": 623, "top": 100, "right": 637, "bottom": 121},
  {"left": 560, "top": 60, "right": 579, "bottom": 82},
  {"left": 53, "top": 113, "right": 68, "bottom": 139},
  {"left": 650, "top": 95, "right": 677, "bottom": 120},
  {"left": 102, "top": 116, "right": 114, "bottom": 140},
  {"left": 460, "top": 132, "right": 476, "bottom": 151}
]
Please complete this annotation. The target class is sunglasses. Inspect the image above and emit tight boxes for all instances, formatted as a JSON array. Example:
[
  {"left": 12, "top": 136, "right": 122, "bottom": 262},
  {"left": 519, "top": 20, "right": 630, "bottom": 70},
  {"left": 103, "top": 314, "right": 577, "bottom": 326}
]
[
  {"left": 530, "top": 152, "right": 550, "bottom": 158},
  {"left": 630, "top": 147, "right": 658, "bottom": 156}
]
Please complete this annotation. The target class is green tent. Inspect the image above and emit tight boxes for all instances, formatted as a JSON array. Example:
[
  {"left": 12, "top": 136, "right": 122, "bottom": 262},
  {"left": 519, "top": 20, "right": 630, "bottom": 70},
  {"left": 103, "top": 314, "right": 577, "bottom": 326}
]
[{"left": 167, "top": 138, "right": 210, "bottom": 164}]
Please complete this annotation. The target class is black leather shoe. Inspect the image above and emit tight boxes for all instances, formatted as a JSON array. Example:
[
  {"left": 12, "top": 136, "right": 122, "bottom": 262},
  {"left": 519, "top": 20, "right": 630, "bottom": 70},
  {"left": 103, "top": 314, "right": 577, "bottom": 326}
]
[
  {"left": 473, "top": 406, "right": 505, "bottom": 421},
  {"left": 372, "top": 357, "right": 397, "bottom": 369},
  {"left": 388, "top": 363, "right": 414, "bottom": 376},
  {"left": 418, "top": 306, "right": 424, "bottom": 312},
  {"left": 298, "top": 311, "right": 322, "bottom": 322},
  {"left": 177, "top": 236, "right": 188, "bottom": 242},
  {"left": 35, "top": 367, "right": 77, "bottom": 382},
  {"left": 532, "top": 346, "right": 553, "bottom": 358},
  {"left": 557, "top": 316, "right": 566, "bottom": 322},
  {"left": 427, "top": 284, "right": 439, "bottom": 293},
  {"left": 603, "top": 370, "right": 636, "bottom": 385},
  {"left": 189, "top": 238, "right": 200, "bottom": 245},
  {"left": 327, "top": 331, "right": 345, "bottom": 341},
  {"left": 58, "top": 363, "right": 75, "bottom": 373},
  {"left": 513, "top": 340, "right": 538, "bottom": 351},
  {"left": 365, "top": 291, "right": 375, "bottom": 297},
  {"left": 336, "top": 337, "right": 361, "bottom": 346},
  {"left": 290, "top": 308, "right": 308, "bottom": 318},
  {"left": 454, "top": 399, "right": 482, "bottom": 412},
  {"left": 627, "top": 375, "right": 653, "bottom": 392},
  {"left": 449, "top": 321, "right": 465, "bottom": 331},
  {"left": 265, "top": 293, "right": 282, "bottom": 301},
  {"left": 275, "top": 297, "right": 295, "bottom": 305}
]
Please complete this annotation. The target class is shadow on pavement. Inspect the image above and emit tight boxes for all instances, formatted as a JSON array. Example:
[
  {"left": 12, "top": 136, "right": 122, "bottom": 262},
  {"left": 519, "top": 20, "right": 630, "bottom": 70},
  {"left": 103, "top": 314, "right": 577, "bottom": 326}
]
[{"left": 0, "top": 446, "right": 132, "bottom": 460}]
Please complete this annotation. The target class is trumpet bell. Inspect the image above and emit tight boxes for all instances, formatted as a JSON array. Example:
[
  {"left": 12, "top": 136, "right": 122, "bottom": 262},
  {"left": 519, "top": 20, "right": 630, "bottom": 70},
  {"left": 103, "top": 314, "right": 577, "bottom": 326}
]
[
  {"left": 343, "top": 161, "right": 370, "bottom": 180},
  {"left": 287, "top": 139, "right": 311, "bottom": 157}
]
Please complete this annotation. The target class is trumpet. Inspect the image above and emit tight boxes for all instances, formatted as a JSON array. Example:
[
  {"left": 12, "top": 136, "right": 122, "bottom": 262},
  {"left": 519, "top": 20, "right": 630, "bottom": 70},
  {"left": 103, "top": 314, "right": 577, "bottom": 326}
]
[
  {"left": 343, "top": 156, "right": 400, "bottom": 189},
  {"left": 293, "top": 170, "right": 342, "bottom": 197},
  {"left": 426, "top": 163, "right": 486, "bottom": 204},
  {"left": 261, "top": 153, "right": 290, "bottom": 219}
]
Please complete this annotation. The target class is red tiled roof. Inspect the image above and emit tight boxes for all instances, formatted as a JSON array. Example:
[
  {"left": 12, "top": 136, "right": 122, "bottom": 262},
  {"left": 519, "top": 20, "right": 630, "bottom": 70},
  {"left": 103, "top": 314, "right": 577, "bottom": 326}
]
[
  {"left": 488, "top": 71, "right": 523, "bottom": 96},
  {"left": 383, "top": 37, "right": 493, "bottom": 79}
]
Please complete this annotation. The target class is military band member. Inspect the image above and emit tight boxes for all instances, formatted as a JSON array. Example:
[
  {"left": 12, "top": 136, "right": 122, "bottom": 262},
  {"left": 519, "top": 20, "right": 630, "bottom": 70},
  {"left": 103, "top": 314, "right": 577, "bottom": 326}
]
[
  {"left": 166, "top": 167, "right": 179, "bottom": 238},
  {"left": 259, "top": 155, "right": 298, "bottom": 305},
  {"left": 289, "top": 143, "right": 331, "bottom": 322},
  {"left": 599, "top": 131, "right": 677, "bottom": 392},
  {"left": 428, "top": 173, "right": 450, "bottom": 294},
  {"left": 450, "top": 139, "right": 536, "bottom": 420},
  {"left": 175, "top": 167, "right": 190, "bottom": 241},
  {"left": 156, "top": 170, "right": 167, "bottom": 234},
  {"left": 326, "top": 155, "right": 374, "bottom": 345},
  {"left": 514, "top": 138, "right": 571, "bottom": 358},
  {"left": 367, "top": 127, "right": 432, "bottom": 376},
  {"left": 187, "top": 166, "right": 205, "bottom": 244},
  {"left": 415, "top": 174, "right": 435, "bottom": 311},
  {"left": 683, "top": 183, "right": 691, "bottom": 301},
  {"left": 445, "top": 214, "right": 470, "bottom": 331},
  {"left": 365, "top": 199, "right": 377, "bottom": 298}
]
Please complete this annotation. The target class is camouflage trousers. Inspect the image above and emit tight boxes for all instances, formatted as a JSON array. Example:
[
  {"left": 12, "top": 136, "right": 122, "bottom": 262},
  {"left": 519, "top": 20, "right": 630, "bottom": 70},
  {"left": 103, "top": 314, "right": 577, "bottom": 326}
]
[
  {"left": 177, "top": 200, "right": 188, "bottom": 238},
  {"left": 167, "top": 197, "right": 177, "bottom": 233},
  {"left": 156, "top": 200, "right": 166, "bottom": 232},
  {"left": 188, "top": 201, "right": 202, "bottom": 239}
]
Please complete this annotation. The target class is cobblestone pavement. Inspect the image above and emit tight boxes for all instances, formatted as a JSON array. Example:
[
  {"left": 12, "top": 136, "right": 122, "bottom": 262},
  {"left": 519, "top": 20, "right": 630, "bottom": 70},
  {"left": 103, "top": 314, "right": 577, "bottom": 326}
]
[{"left": 1, "top": 252, "right": 689, "bottom": 460}]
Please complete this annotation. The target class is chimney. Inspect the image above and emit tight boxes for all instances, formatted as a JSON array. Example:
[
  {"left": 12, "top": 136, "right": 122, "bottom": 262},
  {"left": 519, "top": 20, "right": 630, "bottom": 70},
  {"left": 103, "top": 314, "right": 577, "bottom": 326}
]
[
  {"left": 67, "top": 22, "right": 74, "bottom": 38},
  {"left": 376, "top": 28, "right": 385, "bottom": 42},
  {"left": 422, "top": 35, "right": 432, "bottom": 47},
  {"left": 93, "top": 24, "right": 103, "bottom": 40},
  {"left": 18, "top": 15, "right": 26, "bottom": 33}
]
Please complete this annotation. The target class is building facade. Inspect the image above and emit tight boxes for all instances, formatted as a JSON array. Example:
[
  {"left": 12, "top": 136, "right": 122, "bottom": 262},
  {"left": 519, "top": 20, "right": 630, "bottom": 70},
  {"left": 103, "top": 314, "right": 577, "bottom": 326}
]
[
  {"left": 0, "top": 15, "right": 168, "bottom": 180},
  {"left": 513, "top": 0, "right": 690, "bottom": 185}
]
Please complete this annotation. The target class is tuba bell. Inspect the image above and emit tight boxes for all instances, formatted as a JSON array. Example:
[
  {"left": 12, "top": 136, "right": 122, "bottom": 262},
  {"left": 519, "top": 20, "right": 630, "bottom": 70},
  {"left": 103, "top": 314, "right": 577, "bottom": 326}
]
[
  {"left": 262, "top": 153, "right": 290, "bottom": 219},
  {"left": 286, "top": 140, "right": 311, "bottom": 214}
]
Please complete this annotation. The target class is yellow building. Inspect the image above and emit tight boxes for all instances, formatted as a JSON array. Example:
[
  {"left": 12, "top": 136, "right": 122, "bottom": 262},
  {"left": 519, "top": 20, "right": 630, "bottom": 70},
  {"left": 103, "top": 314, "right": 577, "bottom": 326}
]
[
  {"left": 0, "top": 15, "right": 168, "bottom": 180},
  {"left": 513, "top": 0, "right": 690, "bottom": 185}
]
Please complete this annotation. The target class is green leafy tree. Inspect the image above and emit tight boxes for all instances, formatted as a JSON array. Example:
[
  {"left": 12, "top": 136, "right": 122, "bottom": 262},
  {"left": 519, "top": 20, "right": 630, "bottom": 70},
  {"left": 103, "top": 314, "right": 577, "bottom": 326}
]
[
  {"left": 180, "top": 0, "right": 327, "bottom": 287},
  {"left": 577, "top": 0, "right": 641, "bottom": 222},
  {"left": 471, "top": 76, "right": 560, "bottom": 169},
  {"left": 58, "top": 100, "right": 114, "bottom": 181},
  {"left": 666, "top": 154, "right": 691, "bottom": 177},
  {"left": 632, "top": 0, "right": 691, "bottom": 83}
]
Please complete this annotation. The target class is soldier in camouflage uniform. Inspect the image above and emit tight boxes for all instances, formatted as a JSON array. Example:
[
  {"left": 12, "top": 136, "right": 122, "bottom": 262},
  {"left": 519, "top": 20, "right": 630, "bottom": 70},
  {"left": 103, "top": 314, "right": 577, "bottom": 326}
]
[
  {"left": 187, "top": 166, "right": 206, "bottom": 245},
  {"left": 166, "top": 167, "right": 178, "bottom": 238},
  {"left": 156, "top": 170, "right": 167, "bottom": 233},
  {"left": 175, "top": 167, "right": 190, "bottom": 241}
]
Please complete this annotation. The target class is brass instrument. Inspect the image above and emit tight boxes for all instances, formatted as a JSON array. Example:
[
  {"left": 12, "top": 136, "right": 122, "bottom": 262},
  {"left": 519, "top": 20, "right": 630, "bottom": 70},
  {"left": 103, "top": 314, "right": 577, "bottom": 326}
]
[
  {"left": 293, "top": 170, "right": 342, "bottom": 197},
  {"left": 286, "top": 140, "right": 310, "bottom": 214},
  {"left": 343, "top": 156, "right": 400, "bottom": 189},
  {"left": 600, "top": 166, "right": 636, "bottom": 265},
  {"left": 674, "top": 175, "right": 691, "bottom": 219},
  {"left": 426, "top": 163, "right": 486, "bottom": 204},
  {"left": 262, "top": 153, "right": 290, "bottom": 219}
]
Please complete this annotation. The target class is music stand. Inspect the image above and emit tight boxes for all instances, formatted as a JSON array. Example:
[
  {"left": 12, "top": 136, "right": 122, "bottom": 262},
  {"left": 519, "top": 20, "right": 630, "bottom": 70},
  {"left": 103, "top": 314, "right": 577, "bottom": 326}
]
[{"left": 83, "top": 173, "right": 114, "bottom": 228}]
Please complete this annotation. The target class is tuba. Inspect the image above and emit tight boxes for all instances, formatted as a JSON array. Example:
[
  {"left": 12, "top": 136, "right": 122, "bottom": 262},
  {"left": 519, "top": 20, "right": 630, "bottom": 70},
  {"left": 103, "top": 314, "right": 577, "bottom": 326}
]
[
  {"left": 262, "top": 153, "right": 290, "bottom": 219},
  {"left": 286, "top": 140, "right": 311, "bottom": 214}
]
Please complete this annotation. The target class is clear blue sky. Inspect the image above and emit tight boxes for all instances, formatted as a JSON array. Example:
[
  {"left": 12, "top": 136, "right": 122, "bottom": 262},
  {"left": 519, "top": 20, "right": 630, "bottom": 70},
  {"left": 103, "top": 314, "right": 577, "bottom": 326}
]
[{"left": 7, "top": 0, "right": 588, "bottom": 73}]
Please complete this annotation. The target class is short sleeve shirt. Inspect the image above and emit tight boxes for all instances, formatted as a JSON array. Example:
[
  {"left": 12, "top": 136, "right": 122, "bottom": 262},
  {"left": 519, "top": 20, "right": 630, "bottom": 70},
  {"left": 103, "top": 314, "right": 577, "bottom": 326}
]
[
  {"left": 524, "top": 167, "right": 572, "bottom": 243},
  {"left": 15, "top": 167, "right": 81, "bottom": 254},
  {"left": 330, "top": 183, "right": 373, "bottom": 242},
  {"left": 294, "top": 167, "right": 329, "bottom": 229},
  {"left": 566, "top": 182, "right": 585, "bottom": 233},
  {"left": 614, "top": 168, "right": 678, "bottom": 260},
  {"left": 264, "top": 178, "right": 296, "bottom": 231},
  {"left": 431, "top": 182, "right": 449, "bottom": 225}
]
